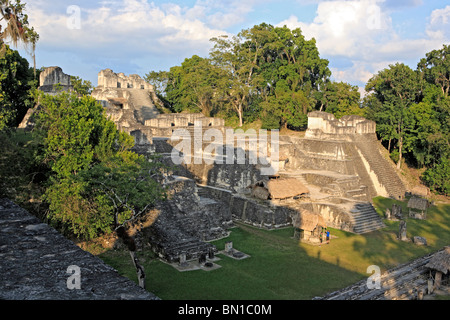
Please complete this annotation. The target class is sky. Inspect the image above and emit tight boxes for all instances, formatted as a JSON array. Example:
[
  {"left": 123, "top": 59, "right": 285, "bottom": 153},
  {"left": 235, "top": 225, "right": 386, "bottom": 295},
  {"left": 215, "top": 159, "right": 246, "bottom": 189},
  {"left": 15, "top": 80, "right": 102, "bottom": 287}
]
[{"left": 14, "top": 0, "right": 450, "bottom": 93}]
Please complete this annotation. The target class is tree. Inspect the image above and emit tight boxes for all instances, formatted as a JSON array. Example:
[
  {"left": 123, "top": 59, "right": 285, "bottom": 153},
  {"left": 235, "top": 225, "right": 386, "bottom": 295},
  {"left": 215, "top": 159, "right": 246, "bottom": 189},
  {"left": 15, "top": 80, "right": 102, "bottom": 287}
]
[
  {"left": 164, "top": 55, "right": 225, "bottom": 116},
  {"left": 415, "top": 45, "right": 450, "bottom": 194},
  {"left": 422, "top": 156, "right": 450, "bottom": 195},
  {"left": 210, "top": 33, "right": 260, "bottom": 127},
  {"left": 36, "top": 90, "right": 166, "bottom": 239},
  {"left": 145, "top": 70, "right": 169, "bottom": 96},
  {"left": 418, "top": 44, "right": 450, "bottom": 97},
  {"left": 0, "top": 0, "right": 39, "bottom": 76},
  {"left": 0, "top": 43, "right": 35, "bottom": 130},
  {"left": 252, "top": 24, "right": 331, "bottom": 129},
  {"left": 209, "top": 24, "right": 331, "bottom": 128},
  {"left": 365, "top": 63, "right": 419, "bottom": 169},
  {"left": 319, "top": 81, "right": 363, "bottom": 118},
  {"left": 70, "top": 75, "right": 93, "bottom": 96}
]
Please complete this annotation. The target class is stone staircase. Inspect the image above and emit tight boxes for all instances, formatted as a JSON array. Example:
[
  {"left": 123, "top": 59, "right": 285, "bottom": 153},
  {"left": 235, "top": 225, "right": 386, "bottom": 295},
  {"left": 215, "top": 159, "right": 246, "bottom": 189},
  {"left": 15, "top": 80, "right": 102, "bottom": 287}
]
[
  {"left": 349, "top": 202, "right": 385, "bottom": 234},
  {"left": 128, "top": 89, "right": 160, "bottom": 124},
  {"left": 152, "top": 137, "right": 174, "bottom": 154},
  {"left": 354, "top": 140, "right": 406, "bottom": 200},
  {"left": 317, "top": 248, "right": 441, "bottom": 300}
]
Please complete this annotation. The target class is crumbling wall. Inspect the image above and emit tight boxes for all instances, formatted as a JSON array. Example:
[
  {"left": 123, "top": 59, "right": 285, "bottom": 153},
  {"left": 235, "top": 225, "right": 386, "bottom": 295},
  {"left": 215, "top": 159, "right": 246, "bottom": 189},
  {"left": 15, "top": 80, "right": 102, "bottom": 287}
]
[
  {"left": 97, "top": 68, "right": 153, "bottom": 90},
  {"left": 306, "top": 111, "right": 376, "bottom": 139},
  {"left": 144, "top": 177, "right": 233, "bottom": 263},
  {"left": 38, "top": 66, "right": 73, "bottom": 94}
]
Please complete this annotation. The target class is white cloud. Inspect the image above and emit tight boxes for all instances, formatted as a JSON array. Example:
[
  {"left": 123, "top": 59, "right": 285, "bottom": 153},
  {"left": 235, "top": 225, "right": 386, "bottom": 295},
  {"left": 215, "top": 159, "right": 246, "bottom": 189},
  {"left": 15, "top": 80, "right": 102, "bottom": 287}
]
[
  {"left": 28, "top": 0, "right": 230, "bottom": 70},
  {"left": 278, "top": 1, "right": 450, "bottom": 86},
  {"left": 426, "top": 5, "right": 450, "bottom": 40},
  {"left": 278, "top": 0, "right": 392, "bottom": 58},
  {"left": 330, "top": 62, "right": 374, "bottom": 84}
]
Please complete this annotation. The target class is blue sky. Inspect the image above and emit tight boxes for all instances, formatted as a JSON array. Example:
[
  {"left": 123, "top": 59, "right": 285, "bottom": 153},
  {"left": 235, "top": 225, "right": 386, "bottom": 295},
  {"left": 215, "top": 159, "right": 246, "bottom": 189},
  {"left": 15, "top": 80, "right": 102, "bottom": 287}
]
[{"left": 15, "top": 0, "right": 450, "bottom": 93}]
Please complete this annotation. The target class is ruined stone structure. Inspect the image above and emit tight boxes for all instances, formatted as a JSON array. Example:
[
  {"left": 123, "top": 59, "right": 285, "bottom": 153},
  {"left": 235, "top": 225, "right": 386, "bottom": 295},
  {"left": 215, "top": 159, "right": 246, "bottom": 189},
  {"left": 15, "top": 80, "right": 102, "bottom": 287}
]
[
  {"left": 91, "top": 69, "right": 228, "bottom": 149},
  {"left": 156, "top": 111, "right": 407, "bottom": 236},
  {"left": 317, "top": 246, "right": 449, "bottom": 300},
  {"left": 16, "top": 66, "right": 409, "bottom": 267},
  {"left": 139, "top": 111, "right": 409, "bottom": 238},
  {"left": 0, "top": 198, "right": 158, "bottom": 300},
  {"left": 91, "top": 69, "right": 160, "bottom": 147},
  {"left": 144, "top": 176, "right": 233, "bottom": 263},
  {"left": 19, "top": 66, "right": 74, "bottom": 130},
  {"left": 97, "top": 68, "right": 153, "bottom": 90},
  {"left": 38, "top": 66, "right": 73, "bottom": 95}
]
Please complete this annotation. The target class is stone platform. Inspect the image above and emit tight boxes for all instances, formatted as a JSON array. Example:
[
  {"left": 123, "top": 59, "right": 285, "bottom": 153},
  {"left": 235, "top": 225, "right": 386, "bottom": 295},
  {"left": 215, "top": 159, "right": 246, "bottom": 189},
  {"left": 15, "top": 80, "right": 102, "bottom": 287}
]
[{"left": 0, "top": 198, "right": 159, "bottom": 300}]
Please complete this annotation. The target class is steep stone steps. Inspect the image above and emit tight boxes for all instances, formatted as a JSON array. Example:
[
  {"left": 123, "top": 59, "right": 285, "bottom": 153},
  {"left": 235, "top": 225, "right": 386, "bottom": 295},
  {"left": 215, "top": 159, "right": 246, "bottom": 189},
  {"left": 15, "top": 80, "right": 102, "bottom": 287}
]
[
  {"left": 128, "top": 89, "right": 160, "bottom": 124},
  {"left": 350, "top": 203, "right": 385, "bottom": 234},
  {"left": 354, "top": 140, "right": 406, "bottom": 200},
  {"left": 152, "top": 138, "right": 174, "bottom": 154}
]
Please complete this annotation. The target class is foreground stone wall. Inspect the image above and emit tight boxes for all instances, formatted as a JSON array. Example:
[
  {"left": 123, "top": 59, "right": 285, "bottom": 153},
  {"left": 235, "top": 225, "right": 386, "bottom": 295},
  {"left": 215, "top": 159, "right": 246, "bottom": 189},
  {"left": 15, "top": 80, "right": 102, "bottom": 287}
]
[{"left": 0, "top": 199, "right": 158, "bottom": 300}]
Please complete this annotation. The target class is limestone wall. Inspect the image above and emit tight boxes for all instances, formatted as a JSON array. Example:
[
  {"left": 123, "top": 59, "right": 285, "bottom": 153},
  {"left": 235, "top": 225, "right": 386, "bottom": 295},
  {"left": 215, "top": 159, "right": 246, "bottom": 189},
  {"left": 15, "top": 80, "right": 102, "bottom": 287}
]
[
  {"left": 97, "top": 68, "right": 153, "bottom": 90},
  {"left": 199, "top": 185, "right": 295, "bottom": 229},
  {"left": 38, "top": 66, "right": 73, "bottom": 94},
  {"left": 0, "top": 199, "right": 158, "bottom": 300},
  {"left": 306, "top": 111, "right": 376, "bottom": 140},
  {"left": 145, "top": 114, "right": 225, "bottom": 131}
]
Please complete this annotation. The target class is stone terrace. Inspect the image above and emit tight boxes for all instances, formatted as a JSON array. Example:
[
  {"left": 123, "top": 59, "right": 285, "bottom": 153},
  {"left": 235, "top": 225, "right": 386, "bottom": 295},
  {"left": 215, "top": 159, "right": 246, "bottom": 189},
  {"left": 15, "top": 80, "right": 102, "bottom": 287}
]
[{"left": 0, "top": 198, "right": 159, "bottom": 300}]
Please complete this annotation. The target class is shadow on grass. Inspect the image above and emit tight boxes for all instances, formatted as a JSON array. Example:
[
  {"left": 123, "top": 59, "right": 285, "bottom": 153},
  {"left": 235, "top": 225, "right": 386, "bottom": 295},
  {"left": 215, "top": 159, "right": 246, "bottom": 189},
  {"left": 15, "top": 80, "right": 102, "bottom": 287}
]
[
  {"left": 100, "top": 223, "right": 365, "bottom": 300},
  {"left": 350, "top": 197, "right": 450, "bottom": 271},
  {"left": 98, "top": 196, "right": 450, "bottom": 300}
]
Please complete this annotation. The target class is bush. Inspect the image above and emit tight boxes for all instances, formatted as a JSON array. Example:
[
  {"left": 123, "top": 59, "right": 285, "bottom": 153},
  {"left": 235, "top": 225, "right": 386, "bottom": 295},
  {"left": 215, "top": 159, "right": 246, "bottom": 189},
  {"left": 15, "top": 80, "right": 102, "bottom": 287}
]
[
  {"left": 261, "top": 112, "right": 280, "bottom": 130},
  {"left": 422, "top": 157, "right": 450, "bottom": 195}
]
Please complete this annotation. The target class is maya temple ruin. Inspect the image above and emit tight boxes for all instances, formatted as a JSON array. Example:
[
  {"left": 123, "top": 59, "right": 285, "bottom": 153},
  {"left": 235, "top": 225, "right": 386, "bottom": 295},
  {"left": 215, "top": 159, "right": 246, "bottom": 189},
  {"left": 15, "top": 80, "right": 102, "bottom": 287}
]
[{"left": 8, "top": 66, "right": 447, "bottom": 300}]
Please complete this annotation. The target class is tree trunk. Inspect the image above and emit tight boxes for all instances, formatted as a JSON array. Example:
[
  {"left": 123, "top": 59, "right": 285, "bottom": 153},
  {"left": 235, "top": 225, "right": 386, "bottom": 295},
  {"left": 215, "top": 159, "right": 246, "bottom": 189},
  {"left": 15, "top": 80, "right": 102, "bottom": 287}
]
[
  {"left": 116, "top": 226, "right": 146, "bottom": 289},
  {"left": 130, "top": 251, "right": 146, "bottom": 289},
  {"left": 237, "top": 103, "right": 243, "bottom": 127},
  {"left": 397, "top": 134, "right": 403, "bottom": 169}
]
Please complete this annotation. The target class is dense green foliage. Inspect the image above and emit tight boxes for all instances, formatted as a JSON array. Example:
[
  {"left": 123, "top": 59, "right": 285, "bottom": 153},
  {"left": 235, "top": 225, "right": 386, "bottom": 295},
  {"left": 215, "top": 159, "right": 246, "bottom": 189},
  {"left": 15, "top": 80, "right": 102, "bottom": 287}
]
[
  {"left": 35, "top": 90, "right": 166, "bottom": 239},
  {"left": 0, "top": 42, "right": 36, "bottom": 130},
  {"left": 0, "top": 130, "right": 47, "bottom": 213},
  {"left": 147, "top": 23, "right": 339, "bottom": 129},
  {"left": 70, "top": 75, "right": 93, "bottom": 96},
  {"left": 364, "top": 45, "right": 450, "bottom": 194}
]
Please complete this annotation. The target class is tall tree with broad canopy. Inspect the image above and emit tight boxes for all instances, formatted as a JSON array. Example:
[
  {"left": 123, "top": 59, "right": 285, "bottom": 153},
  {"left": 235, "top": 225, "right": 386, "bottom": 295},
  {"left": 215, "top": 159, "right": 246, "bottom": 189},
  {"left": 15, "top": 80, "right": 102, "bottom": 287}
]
[
  {"left": 365, "top": 63, "right": 419, "bottom": 169},
  {"left": 210, "top": 23, "right": 331, "bottom": 128},
  {"left": 164, "top": 55, "right": 225, "bottom": 116}
]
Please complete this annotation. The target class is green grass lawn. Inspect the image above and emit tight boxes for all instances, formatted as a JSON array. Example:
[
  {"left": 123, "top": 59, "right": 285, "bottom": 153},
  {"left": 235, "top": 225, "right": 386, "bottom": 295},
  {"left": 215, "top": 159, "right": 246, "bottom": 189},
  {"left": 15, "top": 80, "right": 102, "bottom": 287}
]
[{"left": 98, "top": 197, "right": 450, "bottom": 300}]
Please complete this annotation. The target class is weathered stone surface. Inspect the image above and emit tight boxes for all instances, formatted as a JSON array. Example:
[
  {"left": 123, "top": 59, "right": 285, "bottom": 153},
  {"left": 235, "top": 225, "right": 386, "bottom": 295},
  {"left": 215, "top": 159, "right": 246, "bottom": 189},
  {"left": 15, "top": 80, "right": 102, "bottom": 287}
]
[
  {"left": 38, "top": 66, "right": 73, "bottom": 94},
  {"left": 413, "top": 236, "right": 427, "bottom": 246},
  {"left": 0, "top": 198, "right": 159, "bottom": 300},
  {"left": 317, "top": 247, "right": 448, "bottom": 300},
  {"left": 144, "top": 177, "right": 232, "bottom": 263}
]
